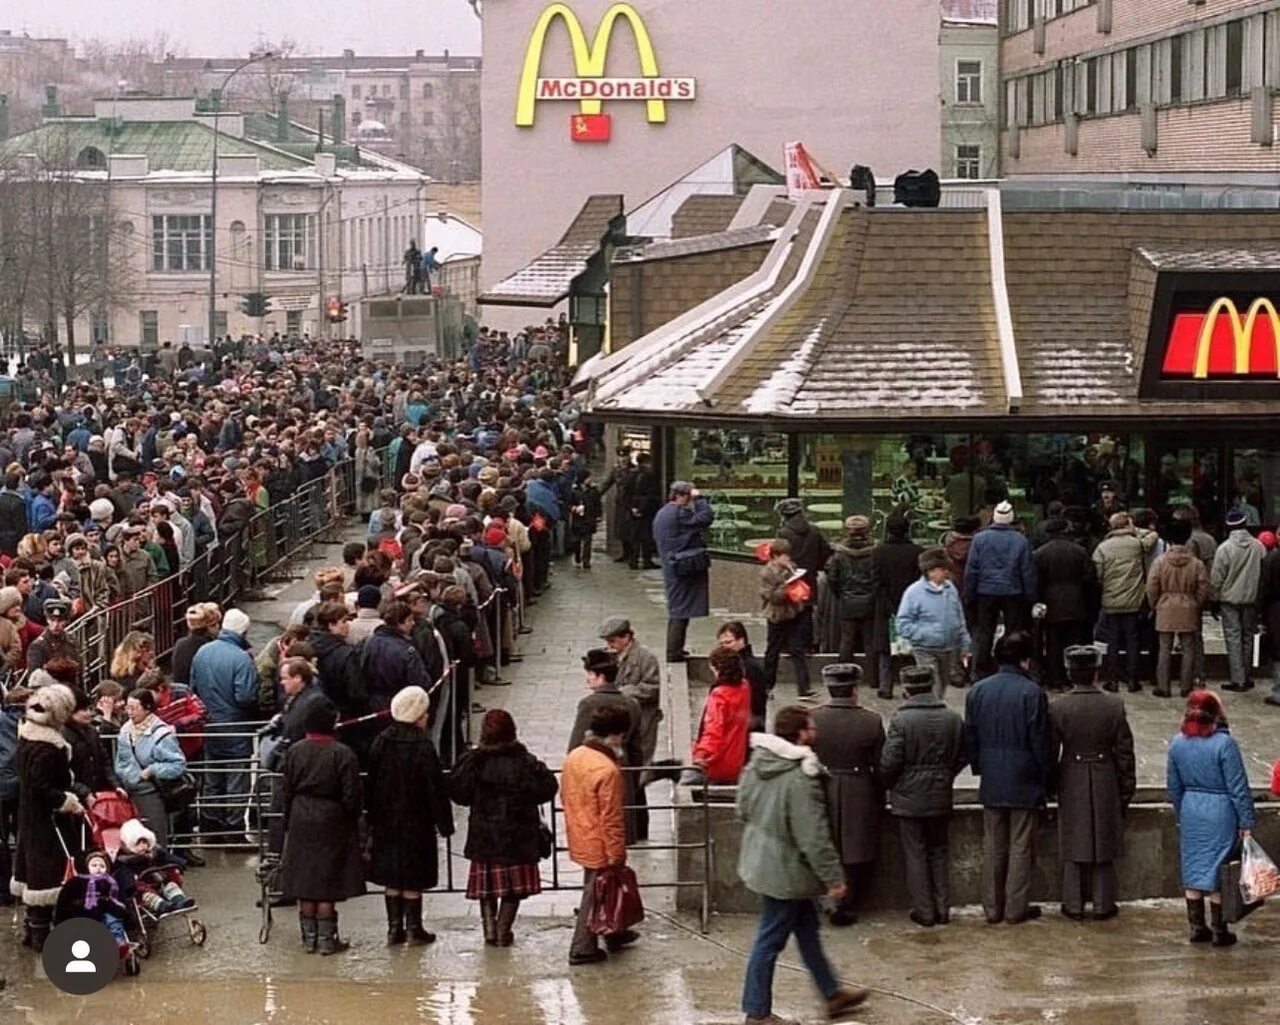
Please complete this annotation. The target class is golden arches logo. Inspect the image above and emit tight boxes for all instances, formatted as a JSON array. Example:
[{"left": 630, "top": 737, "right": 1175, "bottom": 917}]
[
  {"left": 516, "top": 3, "right": 671, "bottom": 127},
  {"left": 1193, "top": 297, "right": 1280, "bottom": 379}
]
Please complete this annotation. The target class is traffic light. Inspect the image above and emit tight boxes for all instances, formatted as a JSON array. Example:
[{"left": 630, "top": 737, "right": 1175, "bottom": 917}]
[
  {"left": 239, "top": 293, "right": 267, "bottom": 317},
  {"left": 326, "top": 297, "right": 349, "bottom": 323}
]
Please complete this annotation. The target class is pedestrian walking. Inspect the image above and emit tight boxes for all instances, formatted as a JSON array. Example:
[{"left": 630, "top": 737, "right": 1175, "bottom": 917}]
[
  {"left": 450, "top": 709, "right": 558, "bottom": 946},
  {"left": 964, "top": 631, "right": 1053, "bottom": 925},
  {"left": 1033, "top": 519, "right": 1097, "bottom": 690},
  {"left": 651, "top": 481, "right": 714, "bottom": 663},
  {"left": 365, "top": 685, "right": 454, "bottom": 946},
  {"left": 562, "top": 704, "right": 638, "bottom": 965},
  {"left": 1167, "top": 689, "right": 1256, "bottom": 947},
  {"left": 809, "top": 663, "right": 885, "bottom": 926},
  {"left": 1092, "top": 512, "right": 1157, "bottom": 693},
  {"left": 280, "top": 700, "right": 365, "bottom": 955},
  {"left": 963, "top": 502, "right": 1036, "bottom": 680},
  {"left": 1211, "top": 509, "right": 1265, "bottom": 693},
  {"left": 1146, "top": 519, "right": 1212, "bottom": 698},
  {"left": 737, "top": 704, "right": 869, "bottom": 1025},
  {"left": 1049, "top": 645, "right": 1136, "bottom": 921},
  {"left": 880, "top": 665, "right": 967, "bottom": 928},
  {"left": 760, "top": 539, "right": 814, "bottom": 699},
  {"left": 896, "top": 547, "right": 970, "bottom": 698},
  {"left": 826, "top": 515, "right": 882, "bottom": 690}
]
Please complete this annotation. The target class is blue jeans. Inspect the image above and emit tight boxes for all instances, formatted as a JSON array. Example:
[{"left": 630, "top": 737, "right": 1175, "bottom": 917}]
[
  {"left": 103, "top": 912, "right": 128, "bottom": 946},
  {"left": 741, "top": 896, "right": 839, "bottom": 1018}
]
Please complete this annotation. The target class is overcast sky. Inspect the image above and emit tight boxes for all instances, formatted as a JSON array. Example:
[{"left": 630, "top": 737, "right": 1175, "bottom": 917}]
[{"left": 3, "top": 0, "right": 482, "bottom": 57}]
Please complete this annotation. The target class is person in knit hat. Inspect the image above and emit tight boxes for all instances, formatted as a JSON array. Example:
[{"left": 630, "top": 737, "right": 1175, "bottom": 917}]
[
  {"left": 12, "top": 682, "right": 83, "bottom": 951},
  {"left": 963, "top": 501, "right": 1036, "bottom": 679},
  {"left": 348, "top": 584, "right": 385, "bottom": 645},
  {"left": 896, "top": 548, "right": 971, "bottom": 698},
  {"left": 365, "top": 684, "right": 454, "bottom": 947}
]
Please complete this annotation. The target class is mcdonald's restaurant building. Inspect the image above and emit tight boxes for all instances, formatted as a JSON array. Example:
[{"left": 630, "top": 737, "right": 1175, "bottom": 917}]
[
  {"left": 479, "top": 0, "right": 948, "bottom": 328},
  {"left": 575, "top": 182, "right": 1280, "bottom": 596}
]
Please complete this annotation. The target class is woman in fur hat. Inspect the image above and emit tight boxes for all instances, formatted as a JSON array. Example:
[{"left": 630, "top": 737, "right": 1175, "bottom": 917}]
[{"left": 11, "top": 682, "right": 85, "bottom": 952}]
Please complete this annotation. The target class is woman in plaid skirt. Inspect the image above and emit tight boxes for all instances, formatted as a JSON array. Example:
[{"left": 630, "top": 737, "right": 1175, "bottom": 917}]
[{"left": 450, "top": 709, "right": 558, "bottom": 945}]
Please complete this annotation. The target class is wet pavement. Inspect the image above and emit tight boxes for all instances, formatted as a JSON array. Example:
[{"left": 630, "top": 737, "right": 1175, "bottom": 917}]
[{"left": 5, "top": 534, "right": 1280, "bottom": 1022}]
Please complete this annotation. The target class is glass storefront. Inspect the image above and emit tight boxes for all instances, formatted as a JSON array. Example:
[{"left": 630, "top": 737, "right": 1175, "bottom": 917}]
[{"left": 672, "top": 426, "right": 1254, "bottom": 555}]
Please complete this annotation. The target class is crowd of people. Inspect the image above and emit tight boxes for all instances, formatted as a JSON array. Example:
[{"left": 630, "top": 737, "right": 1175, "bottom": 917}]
[{"left": 0, "top": 321, "right": 1273, "bottom": 1025}]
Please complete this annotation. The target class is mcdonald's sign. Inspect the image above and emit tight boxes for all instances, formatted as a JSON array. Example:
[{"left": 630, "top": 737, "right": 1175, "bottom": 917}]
[
  {"left": 515, "top": 3, "right": 696, "bottom": 140},
  {"left": 1162, "top": 297, "right": 1280, "bottom": 379}
]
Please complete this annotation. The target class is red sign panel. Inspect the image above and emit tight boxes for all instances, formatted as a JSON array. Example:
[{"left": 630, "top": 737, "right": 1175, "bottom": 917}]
[
  {"left": 1161, "top": 298, "right": 1280, "bottom": 378},
  {"left": 571, "top": 113, "right": 611, "bottom": 142}
]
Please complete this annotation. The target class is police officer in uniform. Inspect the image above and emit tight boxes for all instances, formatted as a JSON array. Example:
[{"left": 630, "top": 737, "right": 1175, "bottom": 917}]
[
  {"left": 600, "top": 446, "right": 636, "bottom": 565},
  {"left": 810, "top": 663, "right": 885, "bottom": 925},
  {"left": 1048, "top": 643, "right": 1137, "bottom": 921}
]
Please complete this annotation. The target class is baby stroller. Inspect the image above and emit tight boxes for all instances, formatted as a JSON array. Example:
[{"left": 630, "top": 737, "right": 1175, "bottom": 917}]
[{"left": 87, "top": 793, "right": 208, "bottom": 958}]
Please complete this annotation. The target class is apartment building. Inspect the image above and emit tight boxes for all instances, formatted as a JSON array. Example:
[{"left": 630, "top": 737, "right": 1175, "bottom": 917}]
[
  {"left": 1001, "top": 0, "right": 1280, "bottom": 172},
  {"left": 942, "top": 0, "right": 1001, "bottom": 178}
]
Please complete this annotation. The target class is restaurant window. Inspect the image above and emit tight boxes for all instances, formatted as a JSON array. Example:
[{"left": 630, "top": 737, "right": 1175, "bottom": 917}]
[
  {"left": 956, "top": 60, "right": 983, "bottom": 105},
  {"left": 672, "top": 428, "right": 789, "bottom": 554},
  {"left": 1231, "top": 444, "right": 1280, "bottom": 525},
  {"left": 1153, "top": 443, "right": 1223, "bottom": 532},
  {"left": 796, "top": 433, "right": 969, "bottom": 546}
]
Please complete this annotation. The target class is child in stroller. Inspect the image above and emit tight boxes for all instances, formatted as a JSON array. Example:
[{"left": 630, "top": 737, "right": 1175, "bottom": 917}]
[
  {"left": 117, "top": 819, "right": 194, "bottom": 915},
  {"left": 55, "top": 849, "right": 135, "bottom": 964}
]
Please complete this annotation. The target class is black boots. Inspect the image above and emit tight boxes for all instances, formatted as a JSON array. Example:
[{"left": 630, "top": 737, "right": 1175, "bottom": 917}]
[
  {"left": 300, "top": 915, "right": 318, "bottom": 953},
  {"left": 403, "top": 897, "right": 436, "bottom": 945},
  {"left": 496, "top": 897, "right": 520, "bottom": 947},
  {"left": 480, "top": 898, "right": 499, "bottom": 946},
  {"left": 385, "top": 894, "right": 407, "bottom": 945},
  {"left": 1209, "top": 901, "right": 1237, "bottom": 947},
  {"left": 1186, "top": 897, "right": 1211, "bottom": 942},
  {"left": 317, "top": 914, "right": 349, "bottom": 955}
]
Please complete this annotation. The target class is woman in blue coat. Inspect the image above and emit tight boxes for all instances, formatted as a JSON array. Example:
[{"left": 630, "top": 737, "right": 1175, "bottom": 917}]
[
  {"left": 1166, "top": 689, "right": 1256, "bottom": 947},
  {"left": 651, "top": 481, "right": 715, "bottom": 663}
]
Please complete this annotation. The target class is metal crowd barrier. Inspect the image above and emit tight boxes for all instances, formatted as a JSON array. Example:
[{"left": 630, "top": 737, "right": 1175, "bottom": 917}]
[{"left": 247, "top": 757, "right": 714, "bottom": 944}]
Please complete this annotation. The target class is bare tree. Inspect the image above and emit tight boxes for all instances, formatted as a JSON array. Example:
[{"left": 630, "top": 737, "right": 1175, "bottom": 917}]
[
  {"left": 424, "top": 73, "right": 481, "bottom": 182},
  {"left": 237, "top": 38, "right": 304, "bottom": 117},
  {"left": 0, "top": 131, "right": 135, "bottom": 361}
]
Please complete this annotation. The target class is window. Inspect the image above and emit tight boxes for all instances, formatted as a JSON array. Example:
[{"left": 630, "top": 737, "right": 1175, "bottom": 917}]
[
  {"left": 264, "top": 214, "right": 316, "bottom": 271},
  {"left": 955, "top": 144, "right": 982, "bottom": 179},
  {"left": 351, "top": 111, "right": 361, "bottom": 125},
  {"left": 1226, "top": 19, "right": 1244, "bottom": 96},
  {"left": 151, "top": 215, "right": 211, "bottom": 272},
  {"left": 351, "top": 85, "right": 362, "bottom": 100},
  {"left": 421, "top": 82, "right": 434, "bottom": 100},
  {"left": 1085, "top": 57, "right": 1099, "bottom": 113},
  {"left": 956, "top": 60, "right": 983, "bottom": 104},
  {"left": 399, "top": 83, "right": 409, "bottom": 100},
  {"left": 1125, "top": 48, "right": 1138, "bottom": 111},
  {"left": 381, "top": 84, "right": 390, "bottom": 96},
  {"left": 140, "top": 310, "right": 158, "bottom": 348},
  {"left": 286, "top": 310, "right": 302, "bottom": 337},
  {"left": 422, "top": 111, "right": 434, "bottom": 126},
  {"left": 1170, "top": 34, "right": 1184, "bottom": 102},
  {"left": 76, "top": 146, "right": 105, "bottom": 170},
  {"left": 399, "top": 111, "right": 409, "bottom": 127}
]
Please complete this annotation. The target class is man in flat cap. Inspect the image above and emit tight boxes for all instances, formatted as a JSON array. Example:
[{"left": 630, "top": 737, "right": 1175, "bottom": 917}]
[
  {"left": 600, "top": 617, "right": 662, "bottom": 842},
  {"left": 1048, "top": 643, "right": 1135, "bottom": 922},
  {"left": 809, "top": 663, "right": 884, "bottom": 926},
  {"left": 568, "top": 648, "right": 644, "bottom": 843},
  {"left": 880, "top": 665, "right": 967, "bottom": 927}
]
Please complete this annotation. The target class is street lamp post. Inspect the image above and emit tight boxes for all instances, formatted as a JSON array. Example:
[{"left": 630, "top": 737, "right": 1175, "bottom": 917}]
[{"left": 207, "top": 52, "right": 274, "bottom": 347}]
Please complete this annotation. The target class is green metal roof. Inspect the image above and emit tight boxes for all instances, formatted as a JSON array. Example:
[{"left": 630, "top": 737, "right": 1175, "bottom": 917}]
[
  {"left": 0, "top": 119, "right": 309, "bottom": 173},
  {"left": 241, "top": 112, "right": 366, "bottom": 169}
]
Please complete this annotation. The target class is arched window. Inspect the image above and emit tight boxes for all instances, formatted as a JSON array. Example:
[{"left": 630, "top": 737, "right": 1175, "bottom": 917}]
[{"left": 76, "top": 146, "right": 106, "bottom": 170}]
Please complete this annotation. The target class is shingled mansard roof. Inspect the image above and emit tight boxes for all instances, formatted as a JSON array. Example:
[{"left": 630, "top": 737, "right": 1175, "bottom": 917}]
[{"left": 586, "top": 191, "right": 1280, "bottom": 426}]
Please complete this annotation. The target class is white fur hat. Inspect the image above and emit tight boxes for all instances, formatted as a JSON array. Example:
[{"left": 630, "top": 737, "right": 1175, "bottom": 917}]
[
  {"left": 222, "top": 608, "right": 251, "bottom": 636},
  {"left": 993, "top": 500, "right": 1015, "bottom": 525},
  {"left": 119, "top": 818, "right": 157, "bottom": 852},
  {"left": 390, "top": 685, "right": 430, "bottom": 725},
  {"left": 25, "top": 683, "right": 76, "bottom": 727}
]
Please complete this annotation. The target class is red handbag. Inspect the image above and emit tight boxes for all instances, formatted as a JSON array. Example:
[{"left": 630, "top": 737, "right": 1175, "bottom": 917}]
[
  {"left": 587, "top": 865, "right": 645, "bottom": 936},
  {"left": 1271, "top": 758, "right": 1280, "bottom": 797}
]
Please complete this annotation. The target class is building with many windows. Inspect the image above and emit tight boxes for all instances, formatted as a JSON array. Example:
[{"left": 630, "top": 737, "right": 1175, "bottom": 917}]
[
  {"left": 941, "top": 0, "right": 1001, "bottom": 179},
  {"left": 0, "top": 94, "right": 427, "bottom": 349},
  {"left": 1001, "top": 0, "right": 1280, "bottom": 172}
]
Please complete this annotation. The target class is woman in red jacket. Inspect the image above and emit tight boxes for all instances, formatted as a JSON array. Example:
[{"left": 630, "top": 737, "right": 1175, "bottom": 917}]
[{"left": 687, "top": 646, "right": 753, "bottom": 785}]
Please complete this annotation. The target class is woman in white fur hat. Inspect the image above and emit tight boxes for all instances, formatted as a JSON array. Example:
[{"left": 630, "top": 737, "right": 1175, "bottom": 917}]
[{"left": 11, "top": 682, "right": 84, "bottom": 952}]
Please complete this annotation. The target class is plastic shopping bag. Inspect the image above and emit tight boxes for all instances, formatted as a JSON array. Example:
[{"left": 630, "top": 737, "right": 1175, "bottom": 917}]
[
  {"left": 1240, "top": 835, "right": 1280, "bottom": 903},
  {"left": 587, "top": 865, "right": 645, "bottom": 936}
]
